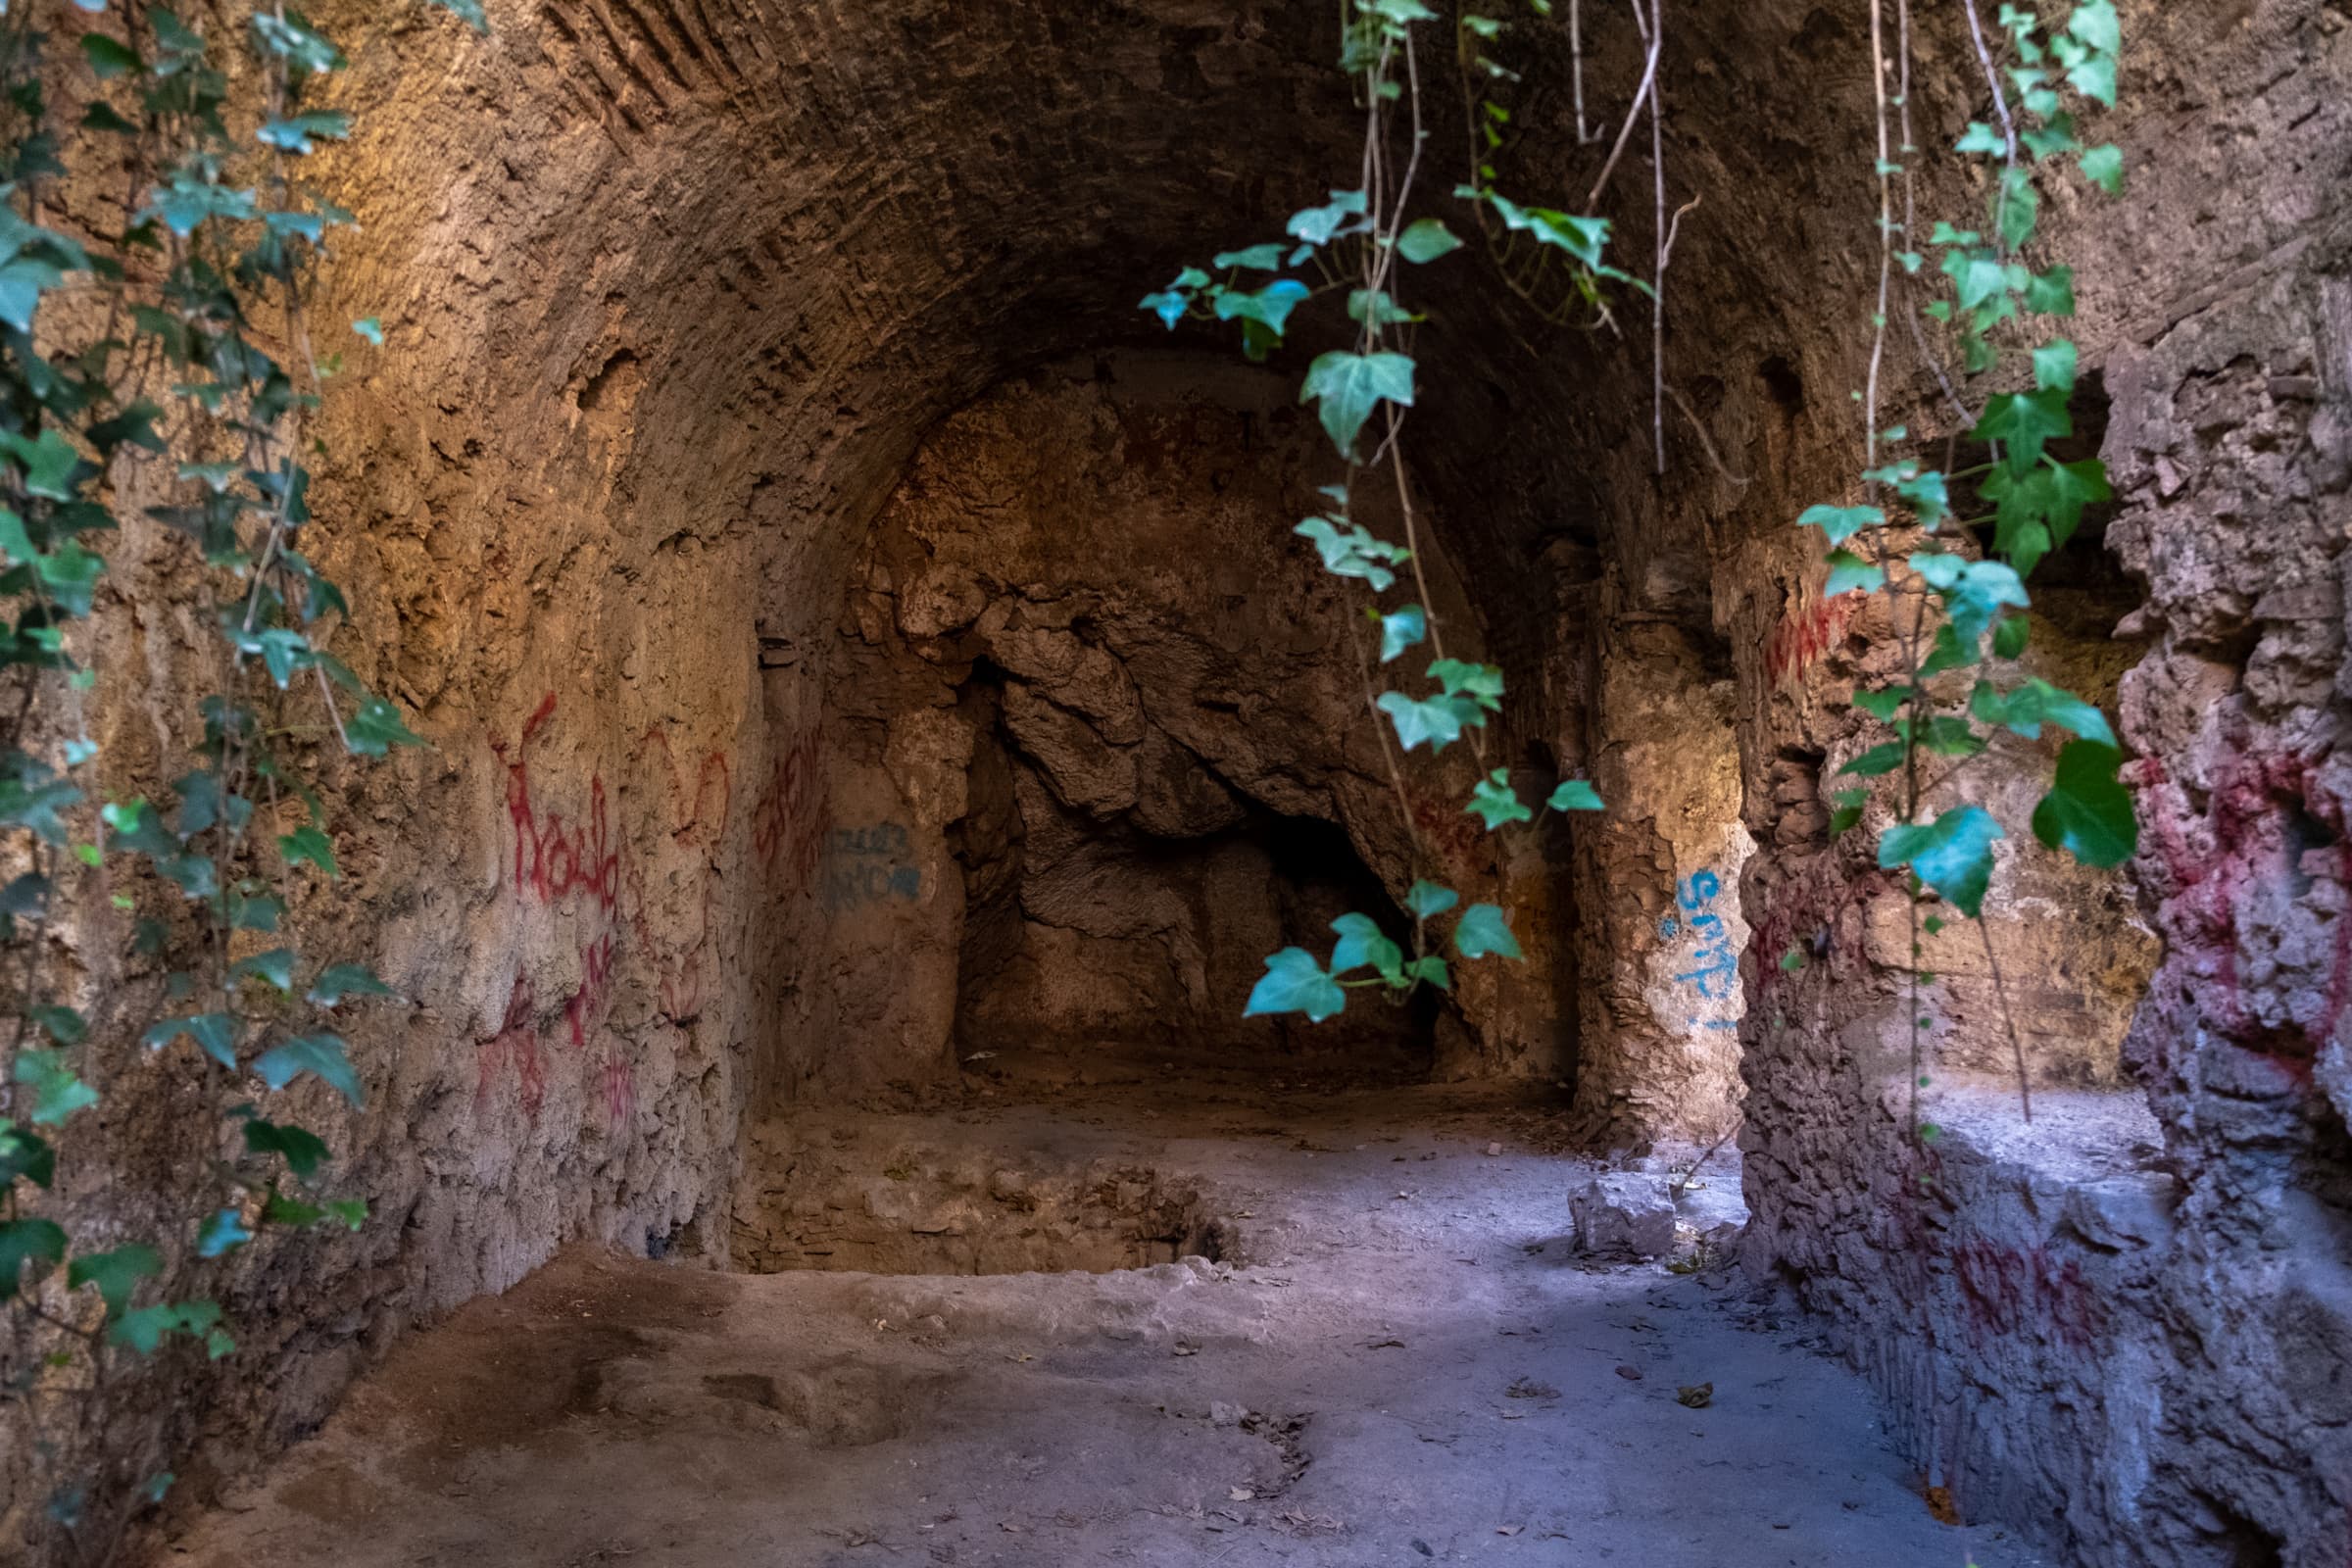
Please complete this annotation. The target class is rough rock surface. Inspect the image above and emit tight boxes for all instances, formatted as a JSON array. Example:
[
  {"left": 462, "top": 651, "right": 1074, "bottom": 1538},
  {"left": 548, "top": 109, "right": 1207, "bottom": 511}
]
[{"left": 1569, "top": 1173, "right": 1678, "bottom": 1259}]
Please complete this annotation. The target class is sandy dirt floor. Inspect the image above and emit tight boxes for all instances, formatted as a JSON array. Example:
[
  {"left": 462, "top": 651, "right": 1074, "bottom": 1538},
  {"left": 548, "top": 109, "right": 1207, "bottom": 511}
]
[{"left": 150, "top": 1083, "right": 2050, "bottom": 1567}]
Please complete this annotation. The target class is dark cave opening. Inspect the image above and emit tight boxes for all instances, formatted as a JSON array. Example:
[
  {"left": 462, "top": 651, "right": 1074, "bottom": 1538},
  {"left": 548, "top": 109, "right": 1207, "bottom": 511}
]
[{"left": 948, "top": 668, "right": 1441, "bottom": 1087}]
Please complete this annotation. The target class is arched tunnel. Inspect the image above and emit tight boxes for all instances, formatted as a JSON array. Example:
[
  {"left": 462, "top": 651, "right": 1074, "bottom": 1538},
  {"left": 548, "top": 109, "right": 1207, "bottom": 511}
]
[{"left": 4, "top": 1, "right": 2349, "bottom": 1565}]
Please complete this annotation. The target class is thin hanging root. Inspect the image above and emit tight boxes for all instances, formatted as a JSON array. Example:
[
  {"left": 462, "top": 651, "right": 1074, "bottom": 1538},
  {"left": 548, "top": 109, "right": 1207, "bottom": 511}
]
[
  {"left": 1584, "top": 0, "right": 1663, "bottom": 212},
  {"left": 1570, "top": 0, "right": 1601, "bottom": 142},
  {"left": 1648, "top": 0, "right": 1666, "bottom": 477},
  {"left": 1666, "top": 384, "right": 1750, "bottom": 486}
]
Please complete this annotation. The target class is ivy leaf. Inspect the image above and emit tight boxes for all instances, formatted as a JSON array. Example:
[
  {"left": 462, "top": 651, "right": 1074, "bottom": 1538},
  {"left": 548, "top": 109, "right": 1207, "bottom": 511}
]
[
  {"left": 195, "top": 1208, "right": 252, "bottom": 1259},
  {"left": 1909, "top": 553, "right": 2030, "bottom": 649},
  {"left": 227, "top": 889, "right": 285, "bottom": 932},
  {"left": 2068, "top": 0, "right": 2121, "bottom": 54},
  {"left": 1427, "top": 659, "right": 1504, "bottom": 710},
  {"left": 0, "top": 752, "right": 82, "bottom": 845},
  {"left": 1453, "top": 903, "right": 1523, "bottom": 961},
  {"left": 1286, "top": 189, "right": 1370, "bottom": 247},
  {"left": 0, "top": 1218, "right": 67, "bottom": 1300},
  {"left": 1984, "top": 456, "right": 2110, "bottom": 573},
  {"left": 69, "top": 1244, "right": 161, "bottom": 1316},
  {"left": 1404, "top": 880, "right": 1458, "bottom": 918},
  {"left": 1797, "top": 504, "right": 1884, "bottom": 545},
  {"left": 2033, "top": 740, "right": 2137, "bottom": 868},
  {"left": 307, "top": 963, "right": 394, "bottom": 1007},
  {"left": 1954, "top": 122, "right": 2006, "bottom": 155},
  {"left": 27, "top": 1004, "right": 85, "bottom": 1046},
  {"left": 1213, "top": 278, "right": 1310, "bottom": 340},
  {"left": 1971, "top": 677, "right": 2116, "bottom": 745},
  {"left": 0, "top": 1122, "right": 57, "bottom": 1188},
  {"left": 1546, "top": 780, "right": 1603, "bottom": 811},
  {"left": 1396, "top": 218, "right": 1463, "bottom": 263},
  {"left": 1918, "top": 715, "right": 1984, "bottom": 758},
  {"left": 248, "top": 12, "right": 345, "bottom": 72},
  {"left": 1300, "top": 351, "right": 1415, "bottom": 460},
  {"left": 142, "top": 1012, "right": 238, "bottom": 1068},
  {"left": 78, "top": 33, "right": 143, "bottom": 77},
  {"left": 1379, "top": 604, "right": 1427, "bottom": 663},
  {"left": 1399, "top": 956, "right": 1451, "bottom": 991},
  {"left": 1995, "top": 167, "right": 2041, "bottom": 250},
  {"left": 1879, "top": 806, "right": 2005, "bottom": 917},
  {"left": 1243, "top": 948, "right": 1346, "bottom": 1022},
  {"left": 2079, "top": 143, "right": 2124, "bottom": 195},
  {"left": 256, "top": 111, "right": 351, "bottom": 154},
  {"left": 345, "top": 698, "right": 424, "bottom": 757},
  {"left": 1829, "top": 788, "right": 1869, "bottom": 836},
  {"left": 265, "top": 1192, "right": 323, "bottom": 1226},
  {"left": 15, "top": 1051, "right": 97, "bottom": 1125},
  {"left": 1824, "top": 549, "right": 1884, "bottom": 596},
  {"left": 1348, "top": 289, "right": 1422, "bottom": 326},
  {"left": 1376, "top": 689, "right": 1484, "bottom": 751},
  {"left": 2024, "top": 265, "right": 2076, "bottom": 317},
  {"left": 1329, "top": 913, "right": 1403, "bottom": 979},
  {"left": 1467, "top": 770, "right": 1533, "bottom": 830},
  {"left": 351, "top": 317, "right": 384, "bottom": 346},
  {"left": 2021, "top": 115, "right": 2081, "bottom": 161},
  {"left": 229, "top": 949, "right": 299, "bottom": 992},
  {"left": 1840, "top": 742, "right": 1907, "bottom": 778},
  {"left": 1993, "top": 614, "right": 2033, "bottom": 660},
  {"left": 244, "top": 1119, "right": 329, "bottom": 1182},
  {"left": 278, "top": 824, "right": 337, "bottom": 875},
  {"left": 111, "top": 1298, "right": 222, "bottom": 1355},
  {"left": 254, "top": 1034, "right": 365, "bottom": 1107},
  {"left": 1854, "top": 687, "right": 1907, "bottom": 722},
  {"left": 1212, "top": 243, "right": 1288, "bottom": 271},
  {"left": 2, "top": 429, "right": 84, "bottom": 501},
  {"left": 1972, "top": 387, "right": 2073, "bottom": 471},
  {"left": 1296, "top": 515, "right": 1406, "bottom": 591},
  {"left": 2033, "top": 338, "right": 2079, "bottom": 394}
]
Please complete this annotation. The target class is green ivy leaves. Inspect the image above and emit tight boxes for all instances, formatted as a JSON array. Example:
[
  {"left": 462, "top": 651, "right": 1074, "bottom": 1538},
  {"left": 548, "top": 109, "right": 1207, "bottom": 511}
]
[
  {"left": 1880, "top": 807, "right": 2005, "bottom": 918},
  {"left": 1454, "top": 904, "right": 1522, "bottom": 960},
  {"left": 1300, "top": 351, "right": 1416, "bottom": 460},
  {"left": 1298, "top": 515, "right": 1410, "bottom": 592},
  {"left": 1245, "top": 948, "right": 1348, "bottom": 1022},
  {"left": 1377, "top": 604, "right": 1427, "bottom": 662},
  {"left": 2032, "top": 740, "right": 2136, "bottom": 867},
  {"left": 1396, "top": 218, "right": 1463, "bottom": 263}
]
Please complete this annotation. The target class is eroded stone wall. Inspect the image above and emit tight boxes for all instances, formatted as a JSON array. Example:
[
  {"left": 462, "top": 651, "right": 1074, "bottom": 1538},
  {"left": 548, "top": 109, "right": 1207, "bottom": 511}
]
[{"left": 798, "top": 353, "right": 1522, "bottom": 1086}]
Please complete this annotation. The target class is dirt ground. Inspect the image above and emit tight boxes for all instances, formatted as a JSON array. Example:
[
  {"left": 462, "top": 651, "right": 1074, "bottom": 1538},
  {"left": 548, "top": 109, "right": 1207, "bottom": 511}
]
[{"left": 150, "top": 1082, "right": 2050, "bottom": 1567}]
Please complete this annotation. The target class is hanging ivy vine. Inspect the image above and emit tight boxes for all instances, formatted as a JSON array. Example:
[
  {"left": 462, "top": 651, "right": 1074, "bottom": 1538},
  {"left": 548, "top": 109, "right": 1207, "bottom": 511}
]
[
  {"left": 1140, "top": 0, "right": 1624, "bottom": 1025},
  {"left": 0, "top": 0, "right": 474, "bottom": 1554},
  {"left": 1141, "top": 0, "right": 2136, "bottom": 1099}
]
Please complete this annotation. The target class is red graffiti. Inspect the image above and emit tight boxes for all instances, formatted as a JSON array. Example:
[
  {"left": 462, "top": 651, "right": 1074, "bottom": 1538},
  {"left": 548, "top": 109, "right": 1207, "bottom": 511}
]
[
  {"left": 644, "top": 725, "right": 733, "bottom": 849},
  {"left": 1953, "top": 1241, "right": 2106, "bottom": 1351},
  {"left": 1764, "top": 589, "right": 1864, "bottom": 688},
  {"left": 490, "top": 693, "right": 622, "bottom": 916},
  {"left": 602, "top": 1044, "right": 638, "bottom": 1130},
  {"left": 2128, "top": 737, "right": 2347, "bottom": 1084},
  {"left": 476, "top": 974, "right": 545, "bottom": 1117},
  {"left": 752, "top": 723, "right": 826, "bottom": 889}
]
